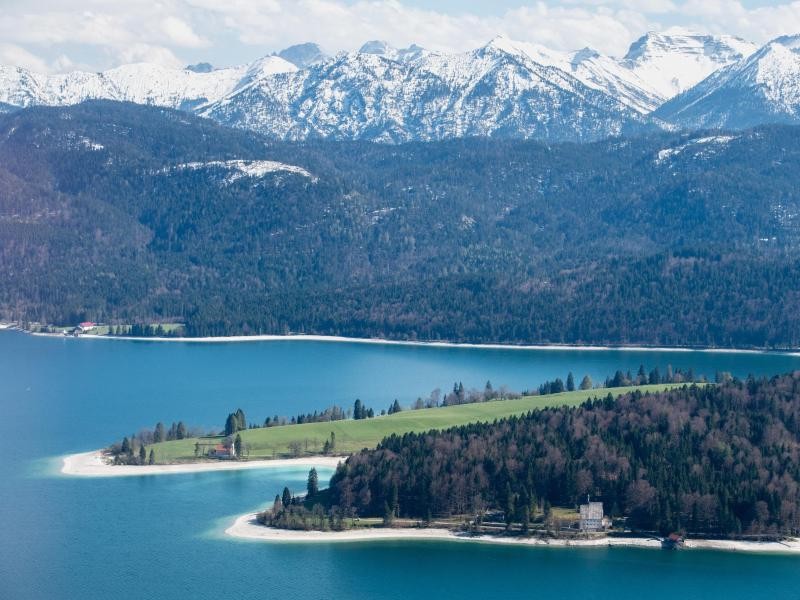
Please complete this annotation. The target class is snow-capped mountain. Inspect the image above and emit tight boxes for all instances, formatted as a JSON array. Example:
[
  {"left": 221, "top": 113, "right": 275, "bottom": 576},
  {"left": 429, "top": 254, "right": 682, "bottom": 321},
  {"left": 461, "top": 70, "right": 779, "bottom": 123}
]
[
  {"left": 0, "top": 57, "right": 295, "bottom": 111},
  {"left": 481, "top": 36, "right": 663, "bottom": 113},
  {"left": 621, "top": 28, "right": 756, "bottom": 100},
  {"left": 655, "top": 35, "right": 800, "bottom": 129},
  {"left": 202, "top": 38, "right": 655, "bottom": 143},
  {"left": 276, "top": 43, "right": 328, "bottom": 69},
  {"left": 0, "top": 31, "right": 797, "bottom": 142}
]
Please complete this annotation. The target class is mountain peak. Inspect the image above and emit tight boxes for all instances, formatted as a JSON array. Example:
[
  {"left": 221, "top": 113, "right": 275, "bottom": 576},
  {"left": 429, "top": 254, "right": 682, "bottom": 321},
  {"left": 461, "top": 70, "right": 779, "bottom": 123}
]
[
  {"left": 770, "top": 34, "right": 800, "bottom": 51},
  {"left": 655, "top": 32, "right": 800, "bottom": 129},
  {"left": 186, "top": 62, "right": 214, "bottom": 73},
  {"left": 622, "top": 30, "right": 757, "bottom": 99},
  {"left": 481, "top": 36, "right": 565, "bottom": 68},
  {"left": 359, "top": 40, "right": 395, "bottom": 55},
  {"left": 571, "top": 47, "right": 601, "bottom": 66},
  {"left": 357, "top": 40, "right": 428, "bottom": 63},
  {"left": 276, "top": 43, "right": 327, "bottom": 69}
]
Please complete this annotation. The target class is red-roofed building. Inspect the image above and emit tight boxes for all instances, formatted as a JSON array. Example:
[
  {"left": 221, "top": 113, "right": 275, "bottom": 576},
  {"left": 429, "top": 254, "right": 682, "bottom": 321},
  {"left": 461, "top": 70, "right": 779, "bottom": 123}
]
[{"left": 210, "top": 443, "right": 235, "bottom": 459}]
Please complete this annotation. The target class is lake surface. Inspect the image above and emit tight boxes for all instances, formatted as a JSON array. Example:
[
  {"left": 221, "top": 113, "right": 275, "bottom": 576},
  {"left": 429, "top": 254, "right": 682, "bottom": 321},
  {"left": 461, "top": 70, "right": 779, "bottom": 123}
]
[{"left": 2, "top": 330, "right": 800, "bottom": 599}]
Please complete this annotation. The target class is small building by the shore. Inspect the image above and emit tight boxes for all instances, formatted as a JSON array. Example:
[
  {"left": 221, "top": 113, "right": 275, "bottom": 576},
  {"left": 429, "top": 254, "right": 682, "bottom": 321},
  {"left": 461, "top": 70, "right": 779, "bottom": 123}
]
[
  {"left": 579, "top": 501, "right": 607, "bottom": 532},
  {"left": 210, "top": 443, "right": 235, "bottom": 459}
]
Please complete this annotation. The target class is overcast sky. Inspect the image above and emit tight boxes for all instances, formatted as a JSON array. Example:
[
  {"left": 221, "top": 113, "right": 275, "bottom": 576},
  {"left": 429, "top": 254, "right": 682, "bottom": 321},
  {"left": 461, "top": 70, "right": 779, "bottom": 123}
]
[{"left": 2, "top": 0, "right": 799, "bottom": 73}]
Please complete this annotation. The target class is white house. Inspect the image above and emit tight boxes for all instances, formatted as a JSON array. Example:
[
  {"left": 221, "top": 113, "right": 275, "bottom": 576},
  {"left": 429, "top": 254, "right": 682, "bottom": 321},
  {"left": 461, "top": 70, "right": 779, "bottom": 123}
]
[{"left": 579, "top": 501, "right": 606, "bottom": 532}]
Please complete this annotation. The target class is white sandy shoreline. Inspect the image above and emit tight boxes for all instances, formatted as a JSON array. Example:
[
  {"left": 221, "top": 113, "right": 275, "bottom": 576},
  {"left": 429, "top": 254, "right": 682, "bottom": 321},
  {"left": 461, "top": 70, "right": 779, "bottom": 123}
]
[
  {"left": 61, "top": 450, "right": 343, "bottom": 477},
  {"left": 18, "top": 329, "right": 800, "bottom": 355},
  {"left": 225, "top": 512, "right": 800, "bottom": 554}
]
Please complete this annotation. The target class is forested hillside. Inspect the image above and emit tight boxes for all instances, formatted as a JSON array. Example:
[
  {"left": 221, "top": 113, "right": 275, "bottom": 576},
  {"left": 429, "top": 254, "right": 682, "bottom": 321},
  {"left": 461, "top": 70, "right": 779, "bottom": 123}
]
[
  {"left": 2, "top": 101, "right": 800, "bottom": 346},
  {"left": 328, "top": 375, "right": 800, "bottom": 537}
]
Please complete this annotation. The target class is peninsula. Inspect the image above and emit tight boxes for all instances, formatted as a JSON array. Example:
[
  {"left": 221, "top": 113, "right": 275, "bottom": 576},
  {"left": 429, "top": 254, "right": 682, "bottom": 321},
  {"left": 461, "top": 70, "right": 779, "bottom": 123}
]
[
  {"left": 64, "top": 383, "right": 686, "bottom": 472},
  {"left": 232, "top": 375, "right": 800, "bottom": 551}
]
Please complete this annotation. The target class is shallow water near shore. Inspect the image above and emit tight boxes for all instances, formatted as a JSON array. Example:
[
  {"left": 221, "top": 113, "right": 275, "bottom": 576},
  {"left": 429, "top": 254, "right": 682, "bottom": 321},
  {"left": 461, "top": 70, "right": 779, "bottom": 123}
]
[{"left": 2, "top": 329, "right": 800, "bottom": 599}]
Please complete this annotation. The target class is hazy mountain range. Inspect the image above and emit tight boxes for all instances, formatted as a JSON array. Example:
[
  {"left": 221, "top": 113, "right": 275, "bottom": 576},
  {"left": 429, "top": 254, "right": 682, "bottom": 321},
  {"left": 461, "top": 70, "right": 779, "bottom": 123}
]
[{"left": 0, "top": 28, "right": 798, "bottom": 142}]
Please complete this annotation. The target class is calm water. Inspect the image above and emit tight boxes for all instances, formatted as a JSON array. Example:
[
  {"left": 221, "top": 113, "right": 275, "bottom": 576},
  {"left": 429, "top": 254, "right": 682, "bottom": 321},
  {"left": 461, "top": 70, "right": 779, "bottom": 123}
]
[{"left": 2, "top": 330, "right": 799, "bottom": 599}]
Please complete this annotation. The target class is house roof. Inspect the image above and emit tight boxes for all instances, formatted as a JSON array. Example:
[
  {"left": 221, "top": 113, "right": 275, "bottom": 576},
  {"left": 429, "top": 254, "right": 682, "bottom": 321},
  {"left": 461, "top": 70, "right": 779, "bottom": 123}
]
[{"left": 580, "top": 502, "right": 604, "bottom": 519}]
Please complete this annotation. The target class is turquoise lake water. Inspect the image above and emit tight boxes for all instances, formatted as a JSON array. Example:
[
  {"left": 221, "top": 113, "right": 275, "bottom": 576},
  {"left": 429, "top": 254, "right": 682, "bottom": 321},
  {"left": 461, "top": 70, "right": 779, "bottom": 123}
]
[{"left": 2, "top": 330, "right": 800, "bottom": 599}]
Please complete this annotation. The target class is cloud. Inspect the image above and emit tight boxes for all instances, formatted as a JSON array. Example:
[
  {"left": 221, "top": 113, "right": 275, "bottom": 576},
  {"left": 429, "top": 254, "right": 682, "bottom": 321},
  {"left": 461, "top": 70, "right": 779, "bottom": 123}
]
[
  {"left": 0, "top": 43, "right": 50, "bottom": 72},
  {"left": 184, "top": 0, "right": 654, "bottom": 56},
  {"left": 1, "top": 0, "right": 799, "bottom": 73},
  {"left": 115, "top": 43, "right": 184, "bottom": 67},
  {"left": 161, "top": 16, "right": 208, "bottom": 48}
]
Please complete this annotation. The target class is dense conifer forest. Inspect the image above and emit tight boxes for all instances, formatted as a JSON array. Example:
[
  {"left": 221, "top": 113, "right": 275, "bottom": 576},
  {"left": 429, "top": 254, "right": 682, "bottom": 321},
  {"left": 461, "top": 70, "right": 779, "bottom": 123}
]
[
  {"left": 327, "top": 375, "right": 800, "bottom": 537},
  {"left": 2, "top": 102, "right": 800, "bottom": 347}
]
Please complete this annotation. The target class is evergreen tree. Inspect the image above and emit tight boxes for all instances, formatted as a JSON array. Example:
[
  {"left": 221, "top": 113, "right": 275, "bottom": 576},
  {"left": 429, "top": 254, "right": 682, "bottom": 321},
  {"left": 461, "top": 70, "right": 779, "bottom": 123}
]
[
  {"left": 282, "top": 487, "right": 292, "bottom": 509},
  {"left": 148, "top": 449, "right": 155, "bottom": 465},
  {"left": 176, "top": 421, "right": 187, "bottom": 440},
  {"left": 121, "top": 436, "right": 131, "bottom": 454},
  {"left": 154, "top": 422, "right": 165, "bottom": 443},
  {"left": 353, "top": 399, "right": 363, "bottom": 420},
  {"left": 307, "top": 468, "right": 319, "bottom": 498},
  {"left": 234, "top": 433, "right": 243, "bottom": 458},
  {"left": 224, "top": 413, "right": 238, "bottom": 436},
  {"left": 579, "top": 374, "right": 593, "bottom": 390},
  {"left": 566, "top": 372, "right": 575, "bottom": 392},
  {"left": 138, "top": 444, "right": 146, "bottom": 464},
  {"left": 235, "top": 408, "right": 247, "bottom": 431}
]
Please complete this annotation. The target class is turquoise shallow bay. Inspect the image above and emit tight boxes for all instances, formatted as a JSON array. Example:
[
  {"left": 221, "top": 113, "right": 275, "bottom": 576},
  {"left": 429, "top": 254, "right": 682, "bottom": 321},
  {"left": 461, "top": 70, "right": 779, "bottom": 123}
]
[{"left": 1, "top": 330, "right": 799, "bottom": 600}]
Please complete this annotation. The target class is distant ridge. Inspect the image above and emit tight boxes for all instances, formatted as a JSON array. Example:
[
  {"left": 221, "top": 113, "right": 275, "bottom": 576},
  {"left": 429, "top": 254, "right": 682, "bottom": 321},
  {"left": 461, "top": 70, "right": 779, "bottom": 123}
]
[{"left": 0, "top": 32, "right": 795, "bottom": 141}]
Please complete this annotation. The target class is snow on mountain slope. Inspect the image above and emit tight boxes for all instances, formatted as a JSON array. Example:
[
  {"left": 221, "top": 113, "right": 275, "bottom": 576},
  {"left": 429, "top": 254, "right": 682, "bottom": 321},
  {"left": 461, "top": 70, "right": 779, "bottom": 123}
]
[
  {"left": 164, "top": 159, "right": 317, "bottom": 184},
  {"left": 654, "top": 134, "right": 739, "bottom": 165},
  {"left": 483, "top": 36, "right": 663, "bottom": 113},
  {"left": 0, "top": 66, "right": 49, "bottom": 107},
  {"left": 232, "top": 56, "right": 298, "bottom": 94},
  {"left": 621, "top": 28, "right": 756, "bottom": 100},
  {"left": 102, "top": 63, "right": 251, "bottom": 110},
  {"left": 655, "top": 35, "right": 800, "bottom": 129},
  {"left": 203, "top": 39, "right": 656, "bottom": 143},
  {"left": 0, "top": 58, "right": 295, "bottom": 111},
  {"left": 2, "top": 32, "right": 790, "bottom": 142}
]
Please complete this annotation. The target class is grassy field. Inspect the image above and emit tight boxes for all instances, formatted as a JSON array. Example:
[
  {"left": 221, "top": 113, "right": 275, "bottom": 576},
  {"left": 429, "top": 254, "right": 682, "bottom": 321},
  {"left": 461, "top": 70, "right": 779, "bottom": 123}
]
[
  {"left": 33, "top": 322, "right": 184, "bottom": 335},
  {"left": 147, "top": 384, "right": 687, "bottom": 463}
]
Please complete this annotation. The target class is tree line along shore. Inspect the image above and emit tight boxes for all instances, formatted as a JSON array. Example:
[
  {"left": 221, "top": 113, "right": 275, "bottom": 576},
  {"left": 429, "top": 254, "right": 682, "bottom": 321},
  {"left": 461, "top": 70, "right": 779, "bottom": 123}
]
[
  {"left": 95, "top": 368, "right": 800, "bottom": 542},
  {"left": 5, "top": 104, "right": 800, "bottom": 350},
  {"left": 256, "top": 374, "right": 800, "bottom": 542}
]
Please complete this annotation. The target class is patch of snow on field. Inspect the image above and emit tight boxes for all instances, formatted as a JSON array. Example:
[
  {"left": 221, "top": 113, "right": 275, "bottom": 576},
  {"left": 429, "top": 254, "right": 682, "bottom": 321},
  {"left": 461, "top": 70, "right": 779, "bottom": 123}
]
[
  {"left": 655, "top": 134, "right": 738, "bottom": 164},
  {"left": 80, "top": 137, "right": 104, "bottom": 150},
  {"left": 170, "top": 159, "right": 317, "bottom": 183}
]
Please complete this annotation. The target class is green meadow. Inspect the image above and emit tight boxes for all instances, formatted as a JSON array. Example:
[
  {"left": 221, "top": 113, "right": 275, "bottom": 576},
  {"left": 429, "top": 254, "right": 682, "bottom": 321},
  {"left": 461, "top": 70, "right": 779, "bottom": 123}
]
[{"left": 147, "top": 384, "right": 686, "bottom": 462}]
